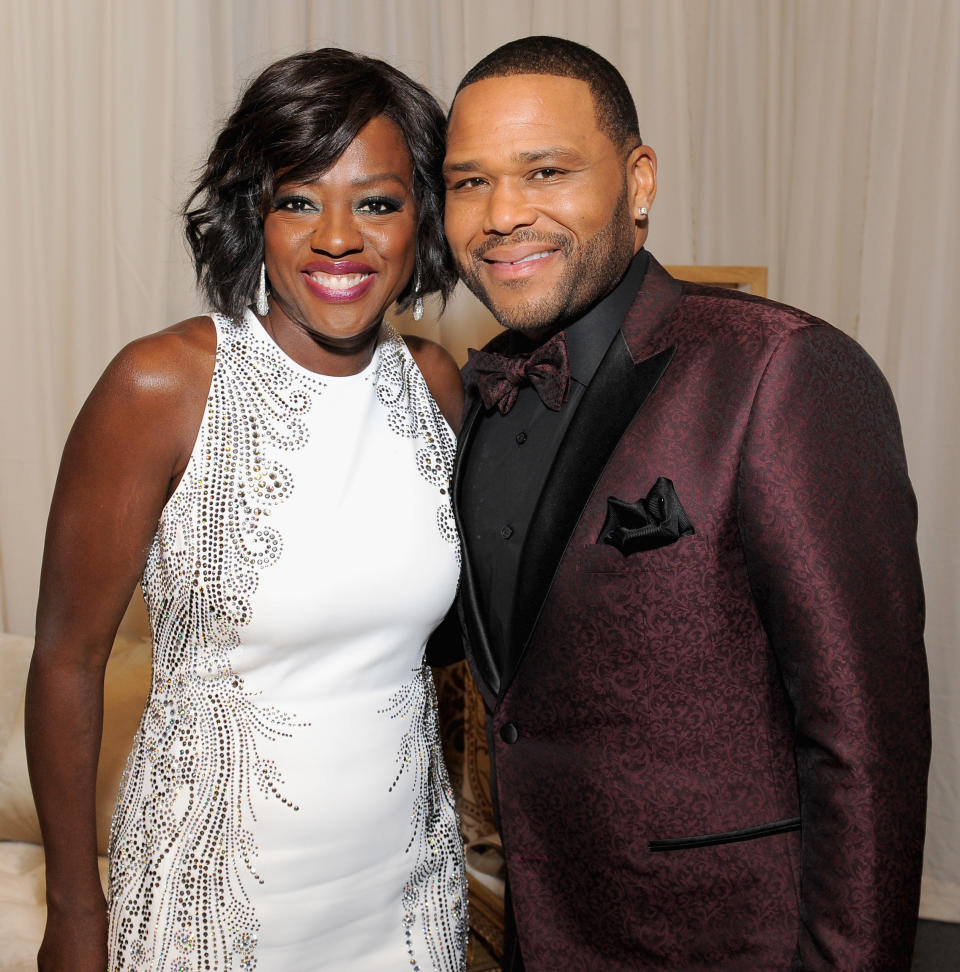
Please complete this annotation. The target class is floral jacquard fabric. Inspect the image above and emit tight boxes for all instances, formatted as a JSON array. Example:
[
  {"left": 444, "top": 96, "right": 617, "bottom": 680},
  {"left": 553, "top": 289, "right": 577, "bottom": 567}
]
[{"left": 456, "top": 256, "right": 928, "bottom": 970}]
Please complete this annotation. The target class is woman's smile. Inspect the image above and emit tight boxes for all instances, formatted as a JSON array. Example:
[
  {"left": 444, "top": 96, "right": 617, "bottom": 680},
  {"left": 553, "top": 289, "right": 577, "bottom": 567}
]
[{"left": 301, "top": 260, "right": 377, "bottom": 301}]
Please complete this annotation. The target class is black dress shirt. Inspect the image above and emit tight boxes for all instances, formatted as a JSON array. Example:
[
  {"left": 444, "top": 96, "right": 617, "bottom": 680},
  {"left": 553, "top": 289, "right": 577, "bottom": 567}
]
[{"left": 460, "top": 249, "right": 649, "bottom": 675}]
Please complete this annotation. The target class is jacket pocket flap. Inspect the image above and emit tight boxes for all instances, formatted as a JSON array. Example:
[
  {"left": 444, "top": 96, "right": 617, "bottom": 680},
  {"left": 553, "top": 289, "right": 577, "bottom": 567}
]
[{"left": 649, "top": 817, "right": 801, "bottom": 852}]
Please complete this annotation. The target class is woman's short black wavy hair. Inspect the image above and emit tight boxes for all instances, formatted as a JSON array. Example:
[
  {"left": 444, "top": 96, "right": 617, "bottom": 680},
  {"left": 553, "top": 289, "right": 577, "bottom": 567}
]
[{"left": 184, "top": 48, "right": 456, "bottom": 319}]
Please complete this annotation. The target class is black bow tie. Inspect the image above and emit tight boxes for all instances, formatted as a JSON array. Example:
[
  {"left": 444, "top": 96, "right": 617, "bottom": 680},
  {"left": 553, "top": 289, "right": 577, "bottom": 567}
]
[{"left": 467, "top": 332, "right": 571, "bottom": 415}]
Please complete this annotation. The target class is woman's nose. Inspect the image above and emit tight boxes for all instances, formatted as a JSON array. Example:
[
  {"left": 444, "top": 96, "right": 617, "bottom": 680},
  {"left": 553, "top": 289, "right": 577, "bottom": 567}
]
[{"left": 310, "top": 207, "right": 363, "bottom": 255}]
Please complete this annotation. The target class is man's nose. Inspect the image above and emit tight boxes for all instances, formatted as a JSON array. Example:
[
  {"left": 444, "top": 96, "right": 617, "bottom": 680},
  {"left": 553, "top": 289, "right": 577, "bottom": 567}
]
[
  {"left": 310, "top": 207, "right": 363, "bottom": 255},
  {"left": 482, "top": 180, "right": 537, "bottom": 236}
]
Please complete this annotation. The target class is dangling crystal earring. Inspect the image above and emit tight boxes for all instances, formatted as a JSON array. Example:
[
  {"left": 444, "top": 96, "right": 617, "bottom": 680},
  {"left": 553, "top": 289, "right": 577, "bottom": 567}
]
[
  {"left": 638, "top": 206, "right": 649, "bottom": 219},
  {"left": 255, "top": 261, "right": 270, "bottom": 316},
  {"left": 412, "top": 270, "right": 424, "bottom": 322}
]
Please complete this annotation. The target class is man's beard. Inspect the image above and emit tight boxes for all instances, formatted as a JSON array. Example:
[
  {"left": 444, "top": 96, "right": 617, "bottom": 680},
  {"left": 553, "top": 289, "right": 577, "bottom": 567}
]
[{"left": 456, "top": 185, "right": 637, "bottom": 333}]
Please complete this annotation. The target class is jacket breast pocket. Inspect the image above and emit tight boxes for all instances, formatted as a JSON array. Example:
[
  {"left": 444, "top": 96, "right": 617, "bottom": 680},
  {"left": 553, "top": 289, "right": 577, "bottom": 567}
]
[{"left": 576, "top": 533, "right": 706, "bottom": 574}]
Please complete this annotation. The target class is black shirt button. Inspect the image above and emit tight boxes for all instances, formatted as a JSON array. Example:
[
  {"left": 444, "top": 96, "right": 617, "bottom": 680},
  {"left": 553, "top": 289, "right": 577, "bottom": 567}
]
[
  {"left": 500, "top": 722, "right": 519, "bottom": 744},
  {"left": 500, "top": 525, "right": 514, "bottom": 540},
  {"left": 515, "top": 431, "right": 528, "bottom": 445}
]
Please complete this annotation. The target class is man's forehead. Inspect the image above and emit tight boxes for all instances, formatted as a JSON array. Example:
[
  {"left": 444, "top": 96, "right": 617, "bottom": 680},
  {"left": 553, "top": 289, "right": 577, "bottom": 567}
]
[
  {"left": 449, "top": 75, "right": 598, "bottom": 128},
  {"left": 446, "top": 74, "right": 603, "bottom": 154}
]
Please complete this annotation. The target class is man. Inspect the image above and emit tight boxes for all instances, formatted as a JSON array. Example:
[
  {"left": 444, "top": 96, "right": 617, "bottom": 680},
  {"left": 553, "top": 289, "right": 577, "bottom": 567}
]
[{"left": 441, "top": 36, "right": 929, "bottom": 970}]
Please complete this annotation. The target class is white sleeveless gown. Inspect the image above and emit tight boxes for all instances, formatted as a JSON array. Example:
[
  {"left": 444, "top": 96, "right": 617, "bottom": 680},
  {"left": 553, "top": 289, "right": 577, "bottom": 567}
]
[{"left": 107, "top": 310, "right": 467, "bottom": 970}]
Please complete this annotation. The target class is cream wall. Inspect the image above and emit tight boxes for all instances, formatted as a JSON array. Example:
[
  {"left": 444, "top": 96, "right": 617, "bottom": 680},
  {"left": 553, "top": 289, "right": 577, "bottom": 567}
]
[{"left": 1, "top": 0, "right": 957, "bottom": 921}]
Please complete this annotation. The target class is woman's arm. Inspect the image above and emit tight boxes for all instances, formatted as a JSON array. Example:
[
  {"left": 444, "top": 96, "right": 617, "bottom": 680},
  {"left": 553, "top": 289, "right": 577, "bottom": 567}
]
[
  {"left": 404, "top": 335, "right": 465, "bottom": 433},
  {"left": 26, "top": 318, "right": 214, "bottom": 971}
]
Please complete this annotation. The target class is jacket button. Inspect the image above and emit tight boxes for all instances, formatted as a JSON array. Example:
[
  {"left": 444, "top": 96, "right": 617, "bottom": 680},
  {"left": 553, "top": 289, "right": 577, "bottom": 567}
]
[{"left": 500, "top": 722, "right": 519, "bottom": 744}]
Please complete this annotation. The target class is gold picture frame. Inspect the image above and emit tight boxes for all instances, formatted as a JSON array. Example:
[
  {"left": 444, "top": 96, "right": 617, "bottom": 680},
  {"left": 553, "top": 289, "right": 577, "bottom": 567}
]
[{"left": 665, "top": 265, "right": 767, "bottom": 296}]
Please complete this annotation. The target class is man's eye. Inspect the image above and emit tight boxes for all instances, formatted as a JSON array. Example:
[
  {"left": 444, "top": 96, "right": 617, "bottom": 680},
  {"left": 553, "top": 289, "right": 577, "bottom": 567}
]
[
  {"left": 531, "top": 168, "right": 563, "bottom": 180},
  {"left": 449, "top": 177, "right": 487, "bottom": 191},
  {"left": 357, "top": 196, "right": 403, "bottom": 215}
]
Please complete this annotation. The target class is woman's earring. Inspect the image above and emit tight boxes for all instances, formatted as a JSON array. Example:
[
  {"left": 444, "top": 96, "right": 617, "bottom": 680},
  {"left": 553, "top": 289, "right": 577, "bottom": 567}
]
[
  {"left": 412, "top": 270, "right": 424, "bottom": 322},
  {"left": 256, "top": 261, "right": 270, "bottom": 316},
  {"left": 638, "top": 206, "right": 649, "bottom": 220}
]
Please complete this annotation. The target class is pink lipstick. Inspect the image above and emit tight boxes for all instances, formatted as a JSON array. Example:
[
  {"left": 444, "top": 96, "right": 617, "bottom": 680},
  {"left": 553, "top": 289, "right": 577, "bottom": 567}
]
[{"left": 301, "top": 260, "right": 376, "bottom": 303}]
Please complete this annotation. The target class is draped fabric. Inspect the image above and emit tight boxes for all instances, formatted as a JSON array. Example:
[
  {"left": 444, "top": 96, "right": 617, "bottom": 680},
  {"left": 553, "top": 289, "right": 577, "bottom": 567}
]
[{"left": 1, "top": 0, "right": 956, "bottom": 920}]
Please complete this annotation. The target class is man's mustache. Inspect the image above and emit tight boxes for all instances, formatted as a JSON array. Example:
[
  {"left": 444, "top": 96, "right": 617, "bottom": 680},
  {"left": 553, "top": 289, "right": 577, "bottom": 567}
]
[{"left": 470, "top": 229, "right": 572, "bottom": 262}]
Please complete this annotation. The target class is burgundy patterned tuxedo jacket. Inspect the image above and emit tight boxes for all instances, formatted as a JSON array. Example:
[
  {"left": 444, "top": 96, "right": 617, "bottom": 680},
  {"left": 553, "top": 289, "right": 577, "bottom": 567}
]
[{"left": 451, "top": 256, "right": 929, "bottom": 970}]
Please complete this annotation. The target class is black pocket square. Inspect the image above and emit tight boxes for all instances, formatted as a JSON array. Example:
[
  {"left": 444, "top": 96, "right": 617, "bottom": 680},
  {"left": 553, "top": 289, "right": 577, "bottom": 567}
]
[{"left": 598, "top": 477, "right": 695, "bottom": 555}]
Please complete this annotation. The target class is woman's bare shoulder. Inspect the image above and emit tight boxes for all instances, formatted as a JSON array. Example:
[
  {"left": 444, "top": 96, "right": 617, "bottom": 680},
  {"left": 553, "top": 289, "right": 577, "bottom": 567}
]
[
  {"left": 72, "top": 316, "right": 217, "bottom": 463},
  {"left": 106, "top": 316, "right": 216, "bottom": 395}
]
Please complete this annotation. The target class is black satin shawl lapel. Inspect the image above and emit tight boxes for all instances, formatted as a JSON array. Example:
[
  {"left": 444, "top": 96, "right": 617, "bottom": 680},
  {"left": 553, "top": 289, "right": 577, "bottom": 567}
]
[
  {"left": 499, "top": 337, "right": 677, "bottom": 700},
  {"left": 452, "top": 390, "right": 501, "bottom": 707}
]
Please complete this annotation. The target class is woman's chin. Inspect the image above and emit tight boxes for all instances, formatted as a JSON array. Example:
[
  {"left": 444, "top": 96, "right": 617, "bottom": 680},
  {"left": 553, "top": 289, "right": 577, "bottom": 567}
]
[{"left": 302, "top": 319, "right": 384, "bottom": 355}]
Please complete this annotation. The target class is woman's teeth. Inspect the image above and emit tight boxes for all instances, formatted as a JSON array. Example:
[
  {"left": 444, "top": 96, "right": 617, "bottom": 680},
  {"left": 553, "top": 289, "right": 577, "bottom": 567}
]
[{"left": 309, "top": 272, "right": 370, "bottom": 290}]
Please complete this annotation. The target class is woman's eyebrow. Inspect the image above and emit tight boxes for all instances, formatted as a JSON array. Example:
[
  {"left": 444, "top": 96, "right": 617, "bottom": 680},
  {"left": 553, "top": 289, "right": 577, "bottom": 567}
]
[{"left": 348, "top": 172, "right": 409, "bottom": 187}]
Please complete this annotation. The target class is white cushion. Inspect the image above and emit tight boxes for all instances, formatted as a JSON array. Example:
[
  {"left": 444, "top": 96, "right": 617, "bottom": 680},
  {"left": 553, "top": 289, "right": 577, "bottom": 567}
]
[
  {"left": 0, "top": 632, "right": 152, "bottom": 854},
  {"left": 0, "top": 841, "right": 107, "bottom": 971},
  {"left": 0, "top": 841, "right": 47, "bottom": 971},
  {"left": 0, "top": 635, "right": 38, "bottom": 845}
]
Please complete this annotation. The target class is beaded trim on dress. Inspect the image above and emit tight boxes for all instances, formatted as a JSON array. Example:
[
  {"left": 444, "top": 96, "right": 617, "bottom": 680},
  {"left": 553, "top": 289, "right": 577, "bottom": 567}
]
[
  {"left": 381, "top": 666, "right": 468, "bottom": 970},
  {"left": 374, "top": 322, "right": 459, "bottom": 562},
  {"left": 108, "top": 313, "right": 320, "bottom": 969},
  {"left": 374, "top": 322, "right": 466, "bottom": 968}
]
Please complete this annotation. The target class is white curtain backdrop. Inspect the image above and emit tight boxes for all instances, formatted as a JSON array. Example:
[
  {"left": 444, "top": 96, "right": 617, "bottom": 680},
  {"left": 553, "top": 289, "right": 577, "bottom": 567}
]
[{"left": 2, "top": 0, "right": 957, "bottom": 920}]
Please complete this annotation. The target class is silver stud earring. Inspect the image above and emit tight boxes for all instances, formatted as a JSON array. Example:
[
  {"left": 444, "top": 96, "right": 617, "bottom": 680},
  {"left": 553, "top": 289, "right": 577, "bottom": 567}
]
[
  {"left": 638, "top": 206, "right": 649, "bottom": 219},
  {"left": 255, "top": 261, "right": 270, "bottom": 316},
  {"left": 412, "top": 270, "right": 424, "bottom": 322}
]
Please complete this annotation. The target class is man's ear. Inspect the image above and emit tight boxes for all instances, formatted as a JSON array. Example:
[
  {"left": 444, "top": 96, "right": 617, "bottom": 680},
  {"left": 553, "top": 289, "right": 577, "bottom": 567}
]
[{"left": 627, "top": 144, "right": 657, "bottom": 216}]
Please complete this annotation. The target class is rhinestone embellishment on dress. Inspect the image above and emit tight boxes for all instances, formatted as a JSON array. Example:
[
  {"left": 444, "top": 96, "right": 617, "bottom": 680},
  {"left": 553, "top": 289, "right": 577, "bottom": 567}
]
[
  {"left": 107, "top": 314, "right": 317, "bottom": 970},
  {"left": 381, "top": 665, "right": 468, "bottom": 971},
  {"left": 376, "top": 325, "right": 466, "bottom": 969},
  {"left": 375, "top": 324, "right": 460, "bottom": 562}
]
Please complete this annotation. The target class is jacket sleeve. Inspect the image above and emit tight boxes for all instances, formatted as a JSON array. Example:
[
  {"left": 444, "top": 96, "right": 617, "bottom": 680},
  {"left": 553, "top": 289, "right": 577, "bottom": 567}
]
[
  {"left": 738, "top": 323, "right": 929, "bottom": 971},
  {"left": 425, "top": 599, "right": 466, "bottom": 667}
]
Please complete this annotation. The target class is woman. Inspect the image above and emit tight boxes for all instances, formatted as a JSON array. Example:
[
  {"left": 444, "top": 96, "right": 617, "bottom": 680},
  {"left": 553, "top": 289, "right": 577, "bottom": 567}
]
[{"left": 26, "top": 49, "right": 466, "bottom": 971}]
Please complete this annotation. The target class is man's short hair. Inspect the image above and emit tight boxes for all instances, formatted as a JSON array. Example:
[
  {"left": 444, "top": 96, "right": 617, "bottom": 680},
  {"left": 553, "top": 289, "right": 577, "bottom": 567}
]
[{"left": 454, "top": 36, "right": 641, "bottom": 150}]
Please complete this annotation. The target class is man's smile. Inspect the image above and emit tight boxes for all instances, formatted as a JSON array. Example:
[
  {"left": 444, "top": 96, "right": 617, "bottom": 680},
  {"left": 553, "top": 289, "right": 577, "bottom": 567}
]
[
  {"left": 484, "top": 249, "right": 556, "bottom": 265},
  {"left": 474, "top": 242, "right": 564, "bottom": 282}
]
